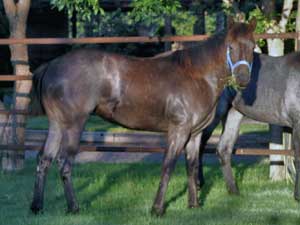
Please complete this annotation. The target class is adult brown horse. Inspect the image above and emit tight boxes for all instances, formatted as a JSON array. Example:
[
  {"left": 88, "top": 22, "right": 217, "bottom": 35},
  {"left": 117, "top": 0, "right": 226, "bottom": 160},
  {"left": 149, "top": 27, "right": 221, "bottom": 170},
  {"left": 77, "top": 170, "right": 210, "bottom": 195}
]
[{"left": 30, "top": 18, "right": 256, "bottom": 216}]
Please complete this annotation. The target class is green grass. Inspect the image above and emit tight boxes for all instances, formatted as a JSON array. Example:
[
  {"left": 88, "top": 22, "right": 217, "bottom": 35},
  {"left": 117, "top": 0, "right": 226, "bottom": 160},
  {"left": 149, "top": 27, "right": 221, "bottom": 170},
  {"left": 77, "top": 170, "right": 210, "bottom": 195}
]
[
  {"left": 26, "top": 116, "right": 269, "bottom": 134},
  {"left": 0, "top": 161, "right": 299, "bottom": 225},
  {"left": 26, "top": 116, "right": 128, "bottom": 132}
]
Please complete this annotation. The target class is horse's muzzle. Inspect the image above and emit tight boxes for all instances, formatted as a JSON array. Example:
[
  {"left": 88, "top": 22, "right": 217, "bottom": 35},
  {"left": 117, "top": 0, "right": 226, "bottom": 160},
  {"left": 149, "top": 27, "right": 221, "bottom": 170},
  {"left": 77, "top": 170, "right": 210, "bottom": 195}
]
[{"left": 234, "top": 72, "right": 250, "bottom": 88}]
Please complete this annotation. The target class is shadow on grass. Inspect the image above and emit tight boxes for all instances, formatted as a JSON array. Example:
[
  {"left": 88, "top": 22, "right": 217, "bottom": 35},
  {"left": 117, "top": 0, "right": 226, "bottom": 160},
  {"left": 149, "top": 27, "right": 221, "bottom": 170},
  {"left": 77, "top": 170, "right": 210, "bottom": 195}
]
[
  {"left": 165, "top": 184, "right": 188, "bottom": 209},
  {"left": 77, "top": 163, "right": 161, "bottom": 210},
  {"left": 199, "top": 164, "right": 223, "bottom": 206},
  {"left": 73, "top": 162, "right": 223, "bottom": 213},
  {"left": 59, "top": 161, "right": 256, "bottom": 214}
]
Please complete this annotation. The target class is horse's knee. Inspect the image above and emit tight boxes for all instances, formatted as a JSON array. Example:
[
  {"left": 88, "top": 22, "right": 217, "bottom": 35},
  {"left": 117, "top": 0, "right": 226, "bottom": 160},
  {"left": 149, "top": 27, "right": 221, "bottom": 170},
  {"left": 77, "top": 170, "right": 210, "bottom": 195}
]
[
  {"left": 57, "top": 158, "right": 73, "bottom": 180},
  {"left": 61, "top": 165, "right": 72, "bottom": 181},
  {"left": 217, "top": 146, "right": 231, "bottom": 165},
  {"left": 36, "top": 156, "right": 53, "bottom": 175}
]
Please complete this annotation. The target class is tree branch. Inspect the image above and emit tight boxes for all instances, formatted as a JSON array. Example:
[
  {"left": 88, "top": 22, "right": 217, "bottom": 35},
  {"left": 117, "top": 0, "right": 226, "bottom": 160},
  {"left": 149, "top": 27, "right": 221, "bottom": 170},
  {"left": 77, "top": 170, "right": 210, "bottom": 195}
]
[
  {"left": 3, "top": 0, "right": 17, "bottom": 18},
  {"left": 16, "top": 0, "right": 31, "bottom": 19},
  {"left": 279, "top": 0, "right": 294, "bottom": 32},
  {"left": 296, "top": 0, "right": 300, "bottom": 32}
]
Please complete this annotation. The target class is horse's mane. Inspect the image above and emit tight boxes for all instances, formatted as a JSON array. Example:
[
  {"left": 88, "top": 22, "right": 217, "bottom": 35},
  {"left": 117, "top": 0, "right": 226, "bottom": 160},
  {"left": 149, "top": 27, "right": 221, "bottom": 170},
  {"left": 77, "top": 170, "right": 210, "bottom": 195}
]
[{"left": 169, "top": 31, "right": 227, "bottom": 76}]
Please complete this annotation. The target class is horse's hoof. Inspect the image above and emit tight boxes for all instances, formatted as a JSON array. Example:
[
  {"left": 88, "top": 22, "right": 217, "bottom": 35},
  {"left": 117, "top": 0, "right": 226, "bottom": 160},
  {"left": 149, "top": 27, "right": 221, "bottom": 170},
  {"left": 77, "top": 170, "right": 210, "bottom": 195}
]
[
  {"left": 151, "top": 205, "right": 165, "bottom": 217},
  {"left": 66, "top": 206, "right": 80, "bottom": 214},
  {"left": 30, "top": 202, "right": 43, "bottom": 215}
]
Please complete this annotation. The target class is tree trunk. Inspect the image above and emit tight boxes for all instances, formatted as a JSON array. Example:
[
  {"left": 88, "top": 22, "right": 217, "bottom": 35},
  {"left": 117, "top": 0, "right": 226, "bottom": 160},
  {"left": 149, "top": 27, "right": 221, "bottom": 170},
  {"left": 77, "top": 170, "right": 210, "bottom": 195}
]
[
  {"left": 1, "top": 0, "right": 31, "bottom": 171},
  {"left": 266, "top": 0, "right": 294, "bottom": 181},
  {"left": 193, "top": 4, "right": 205, "bottom": 35},
  {"left": 216, "top": 10, "right": 226, "bottom": 32},
  {"left": 71, "top": 9, "right": 77, "bottom": 38},
  {"left": 164, "top": 15, "right": 172, "bottom": 51}
]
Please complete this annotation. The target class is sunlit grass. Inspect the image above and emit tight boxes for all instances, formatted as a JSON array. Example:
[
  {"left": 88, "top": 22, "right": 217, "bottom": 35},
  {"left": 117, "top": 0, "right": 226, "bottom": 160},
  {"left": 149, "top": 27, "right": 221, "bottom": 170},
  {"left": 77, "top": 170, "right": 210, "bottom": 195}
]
[{"left": 0, "top": 161, "right": 299, "bottom": 225}]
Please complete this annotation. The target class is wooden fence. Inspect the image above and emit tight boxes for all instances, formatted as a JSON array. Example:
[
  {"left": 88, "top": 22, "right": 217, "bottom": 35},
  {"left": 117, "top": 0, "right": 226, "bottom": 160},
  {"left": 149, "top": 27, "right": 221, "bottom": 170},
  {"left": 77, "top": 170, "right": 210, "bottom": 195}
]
[{"left": 0, "top": 32, "right": 298, "bottom": 156}]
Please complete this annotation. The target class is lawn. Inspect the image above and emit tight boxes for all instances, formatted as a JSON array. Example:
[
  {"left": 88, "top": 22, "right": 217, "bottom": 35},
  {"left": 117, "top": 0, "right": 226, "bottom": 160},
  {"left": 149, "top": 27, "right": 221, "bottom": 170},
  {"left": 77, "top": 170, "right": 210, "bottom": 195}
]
[
  {"left": 0, "top": 161, "right": 299, "bottom": 225},
  {"left": 26, "top": 115, "right": 269, "bottom": 134}
]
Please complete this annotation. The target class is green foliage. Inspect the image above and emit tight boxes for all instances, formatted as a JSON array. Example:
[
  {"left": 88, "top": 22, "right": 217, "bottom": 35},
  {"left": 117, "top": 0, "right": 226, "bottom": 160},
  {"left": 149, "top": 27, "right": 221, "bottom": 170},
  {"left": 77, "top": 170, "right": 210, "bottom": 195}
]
[
  {"left": 96, "top": 9, "right": 135, "bottom": 37},
  {"left": 248, "top": 6, "right": 297, "bottom": 48},
  {"left": 130, "top": 0, "right": 181, "bottom": 25},
  {"left": 248, "top": 7, "right": 268, "bottom": 47},
  {"left": 129, "top": 0, "right": 196, "bottom": 35},
  {"left": 50, "top": 0, "right": 196, "bottom": 36},
  {"left": 172, "top": 12, "right": 196, "bottom": 35},
  {"left": 50, "top": 0, "right": 104, "bottom": 21},
  {"left": 286, "top": 10, "right": 297, "bottom": 33}
]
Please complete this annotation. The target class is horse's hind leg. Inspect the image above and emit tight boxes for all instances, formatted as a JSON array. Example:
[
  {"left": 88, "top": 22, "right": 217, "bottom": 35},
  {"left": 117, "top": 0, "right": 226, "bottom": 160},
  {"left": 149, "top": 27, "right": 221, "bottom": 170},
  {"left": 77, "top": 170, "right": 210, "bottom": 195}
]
[
  {"left": 56, "top": 119, "right": 86, "bottom": 213},
  {"left": 31, "top": 121, "right": 63, "bottom": 214},
  {"left": 185, "top": 133, "right": 201, "bottom": 208},
  {"left": 151, "top": 125, "right": 190, "bottom": 216},
  {"left": 292, "top": 124, "right": 300, "bottom": 201},
  {"left": 217, "top": 108, "right": 243, "bottom": 194}
]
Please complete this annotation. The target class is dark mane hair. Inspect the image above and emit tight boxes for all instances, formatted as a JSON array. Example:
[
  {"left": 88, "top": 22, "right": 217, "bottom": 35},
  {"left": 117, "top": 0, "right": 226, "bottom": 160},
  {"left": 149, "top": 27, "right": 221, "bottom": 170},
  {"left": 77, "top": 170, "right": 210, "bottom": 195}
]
[{"left": 169, "top": 30, "right": 228, "bottom": 74}]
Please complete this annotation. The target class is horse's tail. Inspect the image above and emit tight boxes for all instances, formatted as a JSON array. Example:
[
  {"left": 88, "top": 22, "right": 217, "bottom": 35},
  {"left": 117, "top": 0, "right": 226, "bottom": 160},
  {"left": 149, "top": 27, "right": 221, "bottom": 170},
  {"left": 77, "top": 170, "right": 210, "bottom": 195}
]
[{"left": 29, "top": 62, "right": 49, "bottom": 115}]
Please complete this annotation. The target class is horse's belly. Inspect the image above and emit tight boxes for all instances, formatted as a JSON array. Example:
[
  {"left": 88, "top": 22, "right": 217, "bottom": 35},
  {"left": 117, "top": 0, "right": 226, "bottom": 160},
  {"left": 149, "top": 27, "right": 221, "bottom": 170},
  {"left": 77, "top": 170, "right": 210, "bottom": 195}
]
[
  {"left": 233, "top": 94, "right": 289, "bottom": 126},
  {"left": 108, "top": 105, "right": 169, "bottom": 132}
]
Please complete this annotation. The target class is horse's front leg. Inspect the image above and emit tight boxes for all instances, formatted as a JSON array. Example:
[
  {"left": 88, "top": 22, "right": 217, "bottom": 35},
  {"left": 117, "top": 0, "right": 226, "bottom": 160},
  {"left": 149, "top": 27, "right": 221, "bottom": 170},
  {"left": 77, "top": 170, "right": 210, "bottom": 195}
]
[
  {"left": 185, "top": 132, "right": 202, "bottom": 208},
  {"left": 217, "top": 108, "right": 243, "bottom": 194},
  {"left": 151, "top": 125, "right": 190, "bottom": 217},
  {"left": 292, "top": 124, "right": 300, "bottom": 201}
]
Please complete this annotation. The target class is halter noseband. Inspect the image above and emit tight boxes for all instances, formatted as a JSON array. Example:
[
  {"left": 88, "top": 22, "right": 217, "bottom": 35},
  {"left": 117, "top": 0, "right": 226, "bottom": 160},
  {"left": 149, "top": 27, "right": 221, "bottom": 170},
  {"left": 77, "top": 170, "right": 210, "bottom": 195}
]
[{"left": 226, "top": 47, "right": 252, "bottom": 75}]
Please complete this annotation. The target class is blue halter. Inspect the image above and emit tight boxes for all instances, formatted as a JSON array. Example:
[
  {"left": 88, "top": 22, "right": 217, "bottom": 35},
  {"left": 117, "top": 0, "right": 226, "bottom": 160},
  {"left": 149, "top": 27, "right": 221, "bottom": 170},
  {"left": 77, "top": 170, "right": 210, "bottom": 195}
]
[{"left": 226, "top": 47, "right": 252, "bottom": 75}]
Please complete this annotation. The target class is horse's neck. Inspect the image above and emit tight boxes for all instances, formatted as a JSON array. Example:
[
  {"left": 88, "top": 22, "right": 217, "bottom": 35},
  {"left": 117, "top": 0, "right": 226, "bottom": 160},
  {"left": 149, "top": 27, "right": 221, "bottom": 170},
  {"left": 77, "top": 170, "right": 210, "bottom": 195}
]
[
  {"left": 202, "top": 67, "right": 229, "bottom": 101},
  {"left": 191, "top": 45, "right": 229, "bottom": 97}
]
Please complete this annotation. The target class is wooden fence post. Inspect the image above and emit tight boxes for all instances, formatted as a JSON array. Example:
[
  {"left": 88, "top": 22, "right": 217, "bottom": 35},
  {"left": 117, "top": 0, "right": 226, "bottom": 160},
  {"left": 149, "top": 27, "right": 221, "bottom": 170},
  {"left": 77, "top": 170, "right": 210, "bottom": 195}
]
[{"left": 269, "top": 125, "right": 286, "bottom": 180}]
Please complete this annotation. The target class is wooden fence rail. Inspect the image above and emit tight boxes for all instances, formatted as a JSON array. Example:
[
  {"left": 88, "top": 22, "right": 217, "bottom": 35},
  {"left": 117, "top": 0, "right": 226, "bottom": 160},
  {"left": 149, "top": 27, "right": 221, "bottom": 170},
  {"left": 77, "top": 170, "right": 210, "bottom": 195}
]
[
  {"left": 0, "top": 32, "right": 298, "bottom": 45},
  {"left": 0, "top": 130, "right": 294, "bottom": 156},
  {"left": 0, "top": 144, "right": 294, "bottom": 156},
  {"left": 0, "top": 75, "right": 32, "bottom": 81}
]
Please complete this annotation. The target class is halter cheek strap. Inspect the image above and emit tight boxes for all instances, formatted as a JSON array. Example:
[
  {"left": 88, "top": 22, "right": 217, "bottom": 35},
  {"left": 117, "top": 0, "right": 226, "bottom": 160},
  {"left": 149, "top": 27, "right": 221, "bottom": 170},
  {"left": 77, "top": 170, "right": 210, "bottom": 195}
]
[{"left": 226, "top": 47, "right": 252, "bottom": 75}]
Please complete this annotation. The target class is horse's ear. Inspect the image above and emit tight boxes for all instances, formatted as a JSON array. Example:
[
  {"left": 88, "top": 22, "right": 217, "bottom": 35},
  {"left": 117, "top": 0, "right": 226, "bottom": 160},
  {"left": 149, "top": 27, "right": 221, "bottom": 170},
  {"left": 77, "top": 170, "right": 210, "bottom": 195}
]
[
  {"left": 248, "top": 17, "right": 257, "bottom": 31},
  {"left": 227, "top": 16, "right": 235, "bottom": 29}
]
